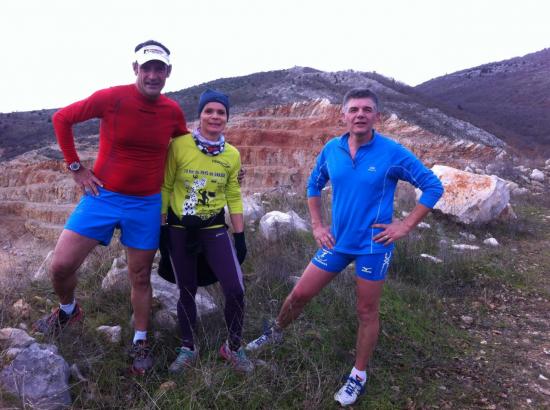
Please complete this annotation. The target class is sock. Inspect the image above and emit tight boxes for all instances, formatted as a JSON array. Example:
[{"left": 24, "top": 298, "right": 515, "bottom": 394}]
[
  {"left": 350, "top": 367, "right": 367, "bottom": 385},
  {"left": 133, "top": 330, "right": 147, "bottom": 344},
  {"left": 59, "top": 300, "right": 76, "bottom": 315}
]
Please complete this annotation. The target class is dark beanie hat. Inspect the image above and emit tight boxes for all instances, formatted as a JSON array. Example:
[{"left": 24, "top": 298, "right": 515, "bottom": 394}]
[{"left": 198, "top": 89, "right": 230, "bottom": 118}]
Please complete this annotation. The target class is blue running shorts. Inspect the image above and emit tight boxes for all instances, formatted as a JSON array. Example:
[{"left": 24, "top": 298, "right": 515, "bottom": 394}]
[
  {"left": 65, "top": 187, "right": 161, "bottom": 250},
  {"left": 311, "top": 248, "right": 393, "bottom": 281}
]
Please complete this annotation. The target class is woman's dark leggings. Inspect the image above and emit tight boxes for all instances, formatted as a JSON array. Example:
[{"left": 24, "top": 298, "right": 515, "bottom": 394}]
[{"left": 168, "top": 226, "right": 245, "bottom": 350}]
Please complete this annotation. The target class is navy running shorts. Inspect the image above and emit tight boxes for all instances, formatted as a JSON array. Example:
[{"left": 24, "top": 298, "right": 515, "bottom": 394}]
[{"left": 311, "top": 248, "right": 393, "bottom": 281}]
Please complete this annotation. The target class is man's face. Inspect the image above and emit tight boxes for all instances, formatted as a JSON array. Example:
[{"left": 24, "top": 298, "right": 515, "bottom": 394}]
[
  {"left": 342, "top": 97, "right": 380, "bottom": 138},
  {"left": 133, "top": 60, "right": 171, "bottom": 99}
]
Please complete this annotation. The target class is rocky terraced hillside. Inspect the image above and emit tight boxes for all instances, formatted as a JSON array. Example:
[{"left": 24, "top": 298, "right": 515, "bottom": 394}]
[{"left": 0, "top": 99, "right": 510, "bottom": 280}]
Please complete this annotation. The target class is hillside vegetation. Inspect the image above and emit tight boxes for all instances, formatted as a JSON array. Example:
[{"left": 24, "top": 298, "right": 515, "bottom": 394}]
[
  {"left": 416, "top": 48, "right": 550, "bottom": 157},
  {"left": 1, "top": 191, "right": 549, "bottom": 409}
]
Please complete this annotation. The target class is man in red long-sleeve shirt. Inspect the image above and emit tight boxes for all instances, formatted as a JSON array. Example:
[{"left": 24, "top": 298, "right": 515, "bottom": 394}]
[{"left": 33, "top": 40, "right": 187, "bottom": 375}]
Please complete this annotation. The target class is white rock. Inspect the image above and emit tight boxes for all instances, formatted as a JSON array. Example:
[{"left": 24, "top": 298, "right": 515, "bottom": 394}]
[
  {"left": 452, "top": 244, "right": 480, "bottom": 251},
  {"left": 0, "top": 341, "right": 71, "bottom": 409},
  {"left": 420, "top": 254, "right": 443, "bottom": 263},
  {"left": 151, "top": 271, "right": 217, "bottom": 317},
  {"left": 242, "top": 195, "right": 264, "bottom": 221},
  {"left": 417, "top": 222, "right": 431, "bottom": 229},
  {"left": 425, "top": 165, "right": 512, "bottom": 224},
  {"left": 483, "top": 238, "right": 499, "bottom": 247},
  {"left": 96, "top": 325, "right": 122, "bottom": 343},
  {"left": 530, "top": 169, "right": 545, "bottom": 182},
  {"left": 514, "top": 165, "right": 530, "bottom": 173},
  {"left": 0, "top": 327, "right": 36, "bottom": 348},
  {"left": 461, "top": 315, "right": 474, "bottom": 324},
  {"left": 511, "top": 187, "right": 529, "bottom": 196},
  {"left": 11, "top": 299, "right": 31, "bottom": 319},
  {"left": 259, "top": 210, "right": 308, "bottom": 241},
  {"left": 101, "top": 257, "right": 129, "bottom": 291},
  {"left": 459, "top": 232, "right": 476, "bottom": 241}
]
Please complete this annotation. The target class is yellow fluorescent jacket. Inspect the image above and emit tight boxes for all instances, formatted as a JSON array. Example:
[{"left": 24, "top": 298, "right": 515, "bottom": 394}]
[{"left": 161, "top": 133, "right": 243, "bottom": 220}]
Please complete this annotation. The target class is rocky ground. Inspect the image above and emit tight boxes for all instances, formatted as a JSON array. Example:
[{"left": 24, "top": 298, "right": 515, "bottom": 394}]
[{"left": 439, "top": 205, "right": 550, "bottom": 409}]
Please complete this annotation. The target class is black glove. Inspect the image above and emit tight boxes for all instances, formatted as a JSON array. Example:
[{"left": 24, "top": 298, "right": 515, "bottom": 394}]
[{"left": 233, "top": 232, "right": 247, "bottom": 264}]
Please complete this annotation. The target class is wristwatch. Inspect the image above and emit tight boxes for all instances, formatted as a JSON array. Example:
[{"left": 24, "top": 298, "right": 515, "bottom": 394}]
[{"left": 68, "top": 161, "right": 81, "bottom": 172}]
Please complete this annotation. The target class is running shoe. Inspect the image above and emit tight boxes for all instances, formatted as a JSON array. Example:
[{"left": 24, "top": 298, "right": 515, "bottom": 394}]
[
  {"left": 333, "top": 375, "right": 366, "bottom": 406},
  {"left": 168, "top": 346, "right": 198, "bottom": 373},
  {"left": 219, "top": 341, "right": 254, "bottom": 373},
  {"left": 33, "top": 303, "right": 84, "bottom": 335},
  {"left": 129, "top": 340, "right": 153, "bottom": 375},
  {"left": 245, "top": 322, "right": 283, "bottom": 352}
]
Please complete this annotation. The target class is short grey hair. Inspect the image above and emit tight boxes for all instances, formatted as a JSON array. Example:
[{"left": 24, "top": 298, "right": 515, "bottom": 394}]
[{"left": 342, "top": 88, "right": 380, "bottom": 112}]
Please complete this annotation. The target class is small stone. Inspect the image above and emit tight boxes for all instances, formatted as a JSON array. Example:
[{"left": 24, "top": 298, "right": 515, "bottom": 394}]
[
  {"left": 452, "top": 244, "right": 480, "bottom": 251},
  {"left": 420, "top": 254, "right": 443, "bottom": 263},
  {"left": 539, "top": 374, "right": 549, "bottom": 381},
  {"left": 459, "top": 232, "right": 476, "bottom": 241},
  {"left": 11, "top": 299, "right": 32, "bottom": 319},
  {"left": 461, "top": 315, "right": 474, "bottom": 325},
  {"left": 417, "top": 222, "right": 431, "bottom": 229},
  {"left": 95, "top": 325, "right": 122, "bottom": 344},
  {"left": 158, "top": 381, "right": 177, "bottom": 392},
  {"left": 483, "top": 238, "right": 499, "bottom": 247}
]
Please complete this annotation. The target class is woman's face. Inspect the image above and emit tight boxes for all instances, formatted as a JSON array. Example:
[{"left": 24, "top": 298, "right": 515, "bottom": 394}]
[{"left": 199, "top": 102, "right": 228, "bottom": 139}]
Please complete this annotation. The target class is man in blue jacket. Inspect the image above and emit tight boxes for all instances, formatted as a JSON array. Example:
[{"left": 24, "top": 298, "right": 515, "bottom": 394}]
[{"left": 246, "top": 88, "right": 444, "bottom": 406}]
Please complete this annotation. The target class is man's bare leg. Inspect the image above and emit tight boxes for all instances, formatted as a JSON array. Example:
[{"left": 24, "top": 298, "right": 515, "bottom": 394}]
[
  {"left": 50, "top": 229, "right": 99, "bottom": 304},
  {"left": 276, "top": 262, "right": 335, "bottom": 328},
  {"left": 354, "top": 277, "right": 384, "bottom": 371},
  {"left": 246, "top": 262, "right": 336, "bottom": 352},
  {"left": 126, "top": 247, "right": 156, "bottom": 333}
]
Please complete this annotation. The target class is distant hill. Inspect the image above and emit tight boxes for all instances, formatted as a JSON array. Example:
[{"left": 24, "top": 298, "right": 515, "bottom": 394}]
[
  {"left": 0, "top": 67, "right": 506, "bottom": 161},
  {"left": 416, "top": 48, "right": 550, "bottom": 157}
]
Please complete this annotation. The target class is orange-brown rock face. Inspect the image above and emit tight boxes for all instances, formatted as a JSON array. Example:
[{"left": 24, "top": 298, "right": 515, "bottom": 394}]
[{"left": 223, "top": 99, "right": 506, "bottom": 193}]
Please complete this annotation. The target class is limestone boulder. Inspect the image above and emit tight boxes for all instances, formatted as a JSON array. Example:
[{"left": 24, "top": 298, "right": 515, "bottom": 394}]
[
  {"left": 242, "top": 194, "right": 264, "bottom": 222},
  {"left": 0, "top": 336, "right": 71, "bottom": 410},
  {"left": 530, "top": 169, "right": 545, "bottom": 182},
  {"left": 151, "top": 271, "right": 217, "bottom": 318},
  {"left": 425, "top": 165, "right": 511, "bottom": 224},
  {"left": 259, "top": 210, "right": 309, "bottom": 240},
  {"left": 101, "top": 257, "right": 129, "bottom": 291}
]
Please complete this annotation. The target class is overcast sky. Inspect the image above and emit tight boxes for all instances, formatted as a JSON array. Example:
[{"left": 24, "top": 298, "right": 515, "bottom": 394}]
[{"left": 1, "top": 0, "right": 548, "bottom": 113}]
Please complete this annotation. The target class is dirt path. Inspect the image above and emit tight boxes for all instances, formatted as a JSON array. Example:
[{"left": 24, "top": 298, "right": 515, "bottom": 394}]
[{"left": 444, "top": 228, "right": 550, "bottom": 408}]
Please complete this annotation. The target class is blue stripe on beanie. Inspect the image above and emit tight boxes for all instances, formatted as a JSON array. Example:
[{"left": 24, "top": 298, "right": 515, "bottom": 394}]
[{"left": 198, "top": 89, "right": 230, "bottom": 118}]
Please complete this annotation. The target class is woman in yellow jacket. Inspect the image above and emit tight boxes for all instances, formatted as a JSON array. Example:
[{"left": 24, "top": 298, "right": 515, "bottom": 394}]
[{"left": 161, "top": 89, "right": 252, "bottom": 373}]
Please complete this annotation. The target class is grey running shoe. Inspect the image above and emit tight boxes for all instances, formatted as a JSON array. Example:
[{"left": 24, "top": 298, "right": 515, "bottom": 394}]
[
  {"left": 219, "top": 341, "right": 254, "bottom": 373},
  {"left": 168, "top": 346, "right": 198, "bottom": 373},
  {"left": 33, "top": 304, "right": 84, "bottom": 335},
  {"left": 245, "top": 323, "right": 283, "bottom": 352},
  {"left": 334, "top": 376, "right": 366, "bottom": 406},
  {"left": 129, "top": 340, "right": 153, "bottom": 375}
]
